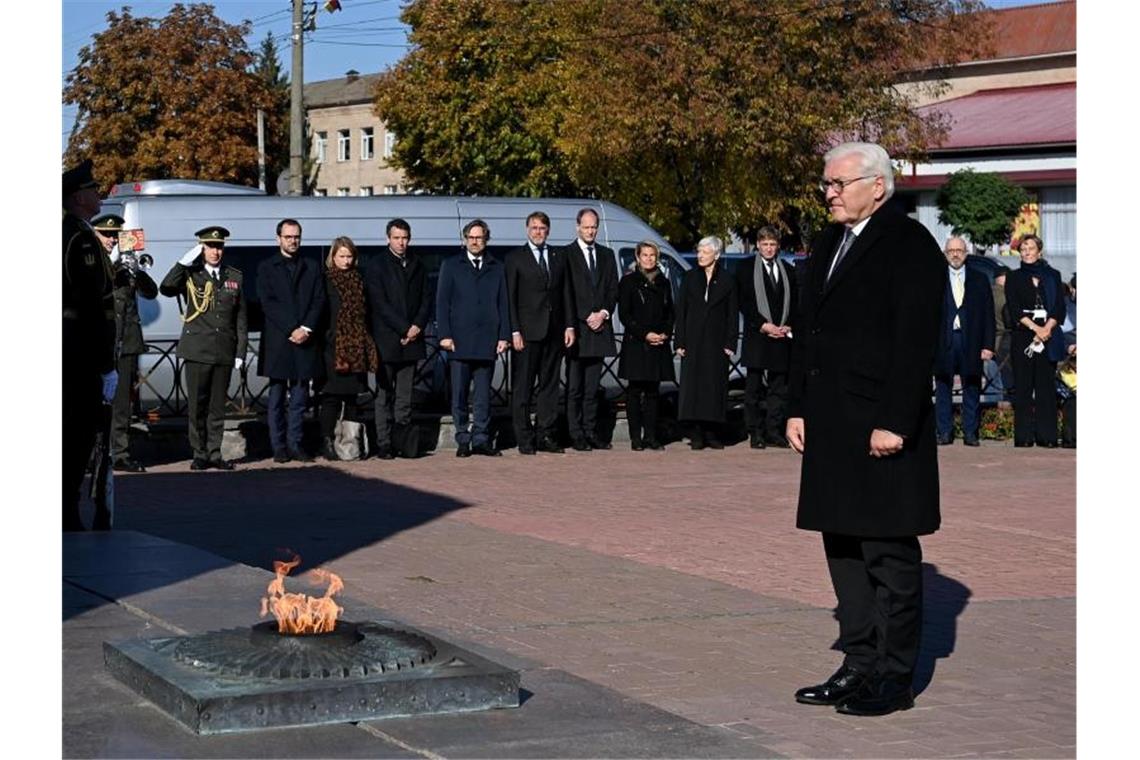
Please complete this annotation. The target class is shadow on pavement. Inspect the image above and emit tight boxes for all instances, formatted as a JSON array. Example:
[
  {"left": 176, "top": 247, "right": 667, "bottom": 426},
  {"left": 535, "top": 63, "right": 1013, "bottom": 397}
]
[{"left": 915, "top": 562, "right": 972, "bottom": 694}]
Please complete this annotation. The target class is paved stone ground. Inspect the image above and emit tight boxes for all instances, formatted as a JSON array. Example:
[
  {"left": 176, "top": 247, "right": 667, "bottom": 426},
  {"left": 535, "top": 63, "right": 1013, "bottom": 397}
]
[{"left": 66, "top": 439, "right": 1075, "bottom": 758}]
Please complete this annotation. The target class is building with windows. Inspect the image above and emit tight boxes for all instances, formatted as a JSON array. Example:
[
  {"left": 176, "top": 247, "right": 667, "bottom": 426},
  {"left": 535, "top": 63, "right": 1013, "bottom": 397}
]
[
  {"left": 304, "top": 71, "right": 407, "bottom": 198},
  {"left": 894, "top": 0, "right": 1076, "bottom": 278}
]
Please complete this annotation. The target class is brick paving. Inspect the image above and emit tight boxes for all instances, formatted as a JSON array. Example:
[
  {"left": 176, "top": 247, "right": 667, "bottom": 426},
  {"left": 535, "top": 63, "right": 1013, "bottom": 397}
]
[{"left": 98, "top": 438, "right": 1074, "bottom": 758}]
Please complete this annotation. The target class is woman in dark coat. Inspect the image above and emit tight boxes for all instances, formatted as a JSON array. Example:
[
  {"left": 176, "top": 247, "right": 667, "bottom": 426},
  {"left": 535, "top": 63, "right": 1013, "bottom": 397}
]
[
  {"left": 1004, "top": 234, "right": 1066, "bottom": 447},
  {"left": 318, "top": 237, "right": 379, "bottom": 459},
  {"left": 617, "top": 241, "right": 675, "bottom": 450},
  {"left": 674, "top": 235, "right": 739, "bottom": 449}
]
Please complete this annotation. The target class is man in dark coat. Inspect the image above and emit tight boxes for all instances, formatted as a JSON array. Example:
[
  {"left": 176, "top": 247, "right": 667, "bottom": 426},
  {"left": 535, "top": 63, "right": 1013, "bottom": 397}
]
[
  {"left": 256, "top": 219, "right": 326, "bottom": 463},
  {"left": 363, "top": 218, "right": 431, "bottom": 459},
  {"left": 160, "top": 226, "right": 248, "bottom": 470},
  {"left": 787, "top": 142, "right": 944, "bottom": 717},
  {"left": 62, "top": 160, "right": 117, "bottom": 531},
  {"left": 934, "top": 237, "right": 995, "bottom": 446},
  {"left": 436, "top": 219, "right": 510, "bottom": 457},
  {"left": 561, "top": 208, "right": 619, "bottom": 451},
  {"left": 92, "top": 214, "right": 158, "bottom": 472},
  {"left": 506, "top": 211, "right": 575, "bottom": 454},
  {"left": 737, "top": 226, "right": 796, "bottom": 449}
]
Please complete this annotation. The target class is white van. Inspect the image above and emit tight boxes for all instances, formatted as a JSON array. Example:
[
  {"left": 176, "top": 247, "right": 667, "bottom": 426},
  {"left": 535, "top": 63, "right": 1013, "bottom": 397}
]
[{"left": 101, "top": 181, "right": 692, "bottom": 411}]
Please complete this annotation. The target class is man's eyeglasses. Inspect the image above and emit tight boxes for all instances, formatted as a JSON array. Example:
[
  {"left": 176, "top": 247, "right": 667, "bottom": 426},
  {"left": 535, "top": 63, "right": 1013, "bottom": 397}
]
[
  {"left": 818, "top": 175, "right": 876, "bottom": 194},
  {"left": 279, "top": 235, "right": 302, "bottom": 240},
  {"left": 465, "top": 235, "right": 486, "bottom": 241}
]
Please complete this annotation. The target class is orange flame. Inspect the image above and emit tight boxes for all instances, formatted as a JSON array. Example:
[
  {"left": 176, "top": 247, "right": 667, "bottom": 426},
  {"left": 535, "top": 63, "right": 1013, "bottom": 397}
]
[{"left": 259, "top": 554, "right": 344, "bottom": 634}]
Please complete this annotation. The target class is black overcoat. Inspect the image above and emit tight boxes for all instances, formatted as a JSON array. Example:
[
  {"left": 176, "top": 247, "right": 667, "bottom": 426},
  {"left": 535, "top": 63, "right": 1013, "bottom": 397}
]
[
  {"left": 435, "top": 255, "right": 511, "bottom": 361},
  {"left": 159, "top": 262, "right": 248, "bottom": 366},
  {"left": 617, "top": 270, "right": 675, "bottom": 382},
  {"left": 362, "top": 250, "right": 431, "bottom": 363},
  {"left": 505, "top": 244, "right": 571, "bottom": 341},
  {"left": 256, "top": 254, "right": 326, "bottom": 381},
  {"left": 562, "top": 241, "right": 619, "bottom": 358},
  {"left": 675, "top": 263, "right": 738, "bottom": 422},
  {"left": 63, "top": 212, "right": 116, "bottom": 376},
  {"left": 1004, "top": 265, "right": 1067, "bottom": 362},
  {"left": 320, "top": 273, "right": 371, "bottom": 396},
  {"left": 111, "top": 267, "right": 158, "bottom": 356},
  {"left": 736, "top": 256, "right": 796, "bottom": 370},
  {"left": 934, "top": 267, "right": 995, "bottom": 377},
  {"left": 787, "top": 206, "right": 944, "bottom": 537}
]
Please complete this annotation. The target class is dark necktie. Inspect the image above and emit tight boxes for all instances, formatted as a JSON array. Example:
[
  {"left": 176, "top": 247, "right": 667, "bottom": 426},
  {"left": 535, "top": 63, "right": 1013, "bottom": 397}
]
[
  {"left": 766, "top": 261, "right": 777, "bottom": 285},
  {"left": 587, "top": 245, "right": 596, "bottom": 280},
  {"left": 827, "top": 228, "right": 855, "bottom": 282},
  {"left": 211, "top": 269, "right": 220, "bottom": 284},
  {"left": 538, "top": 246, "right": 549, "bottom": 280},
  {"left": 473, "top": 257, "right": 481, "bottom": 272}
]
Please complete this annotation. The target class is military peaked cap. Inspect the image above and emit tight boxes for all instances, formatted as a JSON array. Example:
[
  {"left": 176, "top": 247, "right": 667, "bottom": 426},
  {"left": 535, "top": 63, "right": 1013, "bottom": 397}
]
[
  {"left": 62, "top": 159, "right": 99, "bottom": 196},
  {"left": 195, "top": 226, "right": 231, "bottom": 244},
  {"left": 91, "top": 214, "right": 126, "bottom": 232}
]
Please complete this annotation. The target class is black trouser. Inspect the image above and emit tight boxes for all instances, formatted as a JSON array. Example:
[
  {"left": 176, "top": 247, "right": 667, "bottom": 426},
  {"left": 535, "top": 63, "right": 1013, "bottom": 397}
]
[
  {"left": 566, "top": 356, "right": 604, "bottom": 441},
  {"left": 1010, "top": 343, "right": 1058, "bottom": 444},
  {"left": 625, "top": 380, "right": 660, "bottom": 445},
  {"left": 63, "top": 372, "right": 101, "bottom": 529},
  {"left": 184, "top": 361, "right": 231, "bottom": 461},
  {"left": 1061, "top": 395, "right": 1076, "bottom": 446},
  {"left": 823, "top": 533, "right": 924, "bottom": 684},
  {"left": 319, "top": 394, "right": 359, "bottom": 439},
  {"left": 511, "top": 335, "right": 562, "bottom": 446},
  {"left": 373, "top": 361, "right": 415, "bottom": 451},
  {"left": 111, "top": 353, "right": 139, "bottom": 463},
  {"left": 743, "top": 369, "right": 788, "bottom": 441}
]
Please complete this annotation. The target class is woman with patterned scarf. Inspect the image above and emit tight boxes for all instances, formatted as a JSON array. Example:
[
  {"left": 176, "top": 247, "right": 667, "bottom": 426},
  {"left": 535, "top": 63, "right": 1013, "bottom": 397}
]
[{"left": 319, "top": 237, "right": 379, "bottom": 459}]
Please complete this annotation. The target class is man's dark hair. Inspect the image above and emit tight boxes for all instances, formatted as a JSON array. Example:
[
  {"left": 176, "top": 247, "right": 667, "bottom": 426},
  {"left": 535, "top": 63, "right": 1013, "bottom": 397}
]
[
  {"left": 576, "top": 208, "right": 599, "bottom": 224},
  {"left": 526, "top": 211, "right": 550, "bottom": 227},
  {"left": 755, "top": 226, "right": 780, "bottom": 244},
  {"left": 386, "top": 218, "right": 411, "bottom": 236},
  {"left": 276, "top": 218, "right": 302, "bottom": 236},
  {"left": 463, "top": 218, "right": 490, "bottom": 241}
]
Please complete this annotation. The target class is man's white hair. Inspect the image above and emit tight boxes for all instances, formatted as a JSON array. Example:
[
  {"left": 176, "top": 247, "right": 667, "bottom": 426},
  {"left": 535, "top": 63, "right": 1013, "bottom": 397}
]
[{"left": 824, "top": 142, "right": 895, "bottom": 200}]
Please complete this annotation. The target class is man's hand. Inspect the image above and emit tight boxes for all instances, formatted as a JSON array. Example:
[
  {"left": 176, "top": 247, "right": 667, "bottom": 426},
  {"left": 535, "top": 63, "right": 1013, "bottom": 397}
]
[
  {"left": 786, "top": 417, "right": 805, "bottom": 453},
  {"left": 760, "top": 323, "right": 786, "bottom": 338},
  {"left": 496, "top": 340, "right": 509, "bottom": 355},
  {"left": 981, "top": 348, "right": 994, "bottom": 361},
  {"left": 586, "top": 311, "right": 607, "bottom": 332},
  {"left": 289, "top": 327, "right": 309, "bottom": 344},
  {"left": 675, "top": 347, "right": 686, "bottom": 357},
  {"left": 723, "top": 347, "right": 733, "bottom": 357},
  {"left": 512, "top": 333, "right": 525, "bottom": 352},
  {"left": 869, "top": 428, "right": 904, "bottom": 458},
  {"left": 101, "top": 370, "right": 119, "bottom": 403},
  {"left": 564, "top": 328, "right": 576, "bottom": 348},
  {"left": 439, "top": 338, "right": 455, "bottom": 352},
  {"left": 405, "top": 324, "right": 422, "bottom": 342},
  {"left": 179, "top": 244, "right": 203, "bottom": 266},
  {"left": 645, "top": 331, "right": 664, "bottom": 346}
]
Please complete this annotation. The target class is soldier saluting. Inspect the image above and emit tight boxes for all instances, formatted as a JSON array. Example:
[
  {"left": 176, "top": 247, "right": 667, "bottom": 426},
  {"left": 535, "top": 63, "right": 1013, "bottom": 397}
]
[{"left": 160, "top": 226, "right": 248, "bottom": 471}]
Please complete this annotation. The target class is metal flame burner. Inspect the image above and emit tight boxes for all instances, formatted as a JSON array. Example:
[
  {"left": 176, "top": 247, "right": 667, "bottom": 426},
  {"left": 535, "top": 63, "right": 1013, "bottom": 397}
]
[{"left": 104, "top": 619, "right": 518, "bottom": 734}]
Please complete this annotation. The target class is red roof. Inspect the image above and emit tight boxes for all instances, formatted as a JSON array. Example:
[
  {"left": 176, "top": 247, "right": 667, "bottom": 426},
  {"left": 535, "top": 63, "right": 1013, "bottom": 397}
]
[
  {"left": 919, "top": 82, "right": 1075, "bottom": 150},
  {"left": 979, "top": 1, "right": 1075, "bottom": 61}
]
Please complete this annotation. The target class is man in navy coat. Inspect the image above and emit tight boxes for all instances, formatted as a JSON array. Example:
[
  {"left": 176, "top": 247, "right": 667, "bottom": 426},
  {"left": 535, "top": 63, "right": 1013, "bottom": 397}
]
[
  {"left": 436, "top": 219, "right": 510, "bottom": 457},
  {"left": 256, "top": 219, "right": 327, "bottom": 463},
  {"left": 934, "top": 237, "right": 995, "bottom": 446}
]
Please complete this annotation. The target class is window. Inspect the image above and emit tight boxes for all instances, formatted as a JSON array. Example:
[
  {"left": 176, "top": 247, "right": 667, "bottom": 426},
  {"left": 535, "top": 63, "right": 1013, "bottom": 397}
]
[
  {"left": 383, "top": 131, "right": 396, "bottom": 158},
  {"left": 313, "top": 188, "right": 327, "bottom": 197},
  {"left": 359, "top": 186, "right": 373, "bottom": 196},
  {"left": 315, "top": 132, "right": 327, "bottom": 164},
  {"left": 383, "top": 184, "right": 398, "bottom": 195},
  {"left": 337, "top": 129, "right": 350, "bottom": 162},
  {"left": 337, "top": 187, "right": 350, "bottom": 197},
  {"left": 361, "top": 127, "right": 374, "bottom": 160}
]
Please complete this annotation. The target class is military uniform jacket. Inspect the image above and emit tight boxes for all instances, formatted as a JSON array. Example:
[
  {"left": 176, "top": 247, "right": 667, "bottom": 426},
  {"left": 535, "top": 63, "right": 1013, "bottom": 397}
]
[
  {"left": 63, "top": 211, "right": 116, "bottom": 376},
  {"left": 160, "top": 262, "right": 248, "bottom": 366},
  {"left": 111, "top": 267, "right": 158, "bottom": 355}
]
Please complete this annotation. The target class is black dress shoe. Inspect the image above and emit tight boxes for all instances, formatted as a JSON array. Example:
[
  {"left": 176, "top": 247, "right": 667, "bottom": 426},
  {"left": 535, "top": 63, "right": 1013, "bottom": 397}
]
[
  {"left": 571, "top": 438, "right": 592, "bottom": 452},
  {"left": 587, "top": 436, "right": 612, "bottom": 450},
  {"left": 1037, "top": 440, "right": 1058, "bottom": 448},
  {"left": 210, "top": 459, "right": 235, "bottom": 471},
  {"left": 456, "top": 442, "right": 472, "bottom": 458},
  {"left": 835, "top": 678, "right": 914, "bottom": 717},
  {"left": 190, "top": 458, "right": 211, "bottom": 471},
  {"left": 936, "top": 435, "right": 953, "bottom": 445},
  {"left": 537, "top": 436, "right": 565, "bottom": 453},
  {"left": 794, "top": 665, "right": 869, "bottom": 706},
  {"left": 1014, "top": 440, "right": 1034, "bottom": 448},
  {"left": 112, "top": 458, "right": 146, "bottom": 473},
  {"left": 273, "top": 449, "right": 292, "bottom": 463},
  {"left": 645, "top": 439, "right": 665, "bottom": 450},
  {"left": 750, "top": 434, "right": 766, "bottom": 449},
  {"left": 472, "top": 442, "right": 502, "bottom": 457},
  {"left": 518, "top": 443, "right": 536, "bottom": 455},
  {"left": 374, "top": 447, "right": 395, "bottom": 460},
  {"left": 630, "top": 440, "right": 645, "bottom": 451},
  {"left": 963, "top": 436, "right": 980, "bottom": 447},
  {"left": 290, "top": 448, "right": 315, "bottom": 463},
  {"left": 706, "top": 436, "right": 724, "bottom": 450},
  {"left": 765, "top": 436, "right": 790, "bottom": 448}
]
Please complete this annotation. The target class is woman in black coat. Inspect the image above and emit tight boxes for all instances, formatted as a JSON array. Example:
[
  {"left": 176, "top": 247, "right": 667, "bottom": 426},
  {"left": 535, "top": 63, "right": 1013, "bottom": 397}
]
[
  {"left": 1004, "top": 234, "right": 1066, "bottom": 447},
  {"left": 675, "top": 235, "right": 739, "bottom": 449},
  {"left": 617, "top": 241, "right": 675, "bottom": 450},
  {"left": 318, "top": 237, "right": 379, "bottom": 459}
]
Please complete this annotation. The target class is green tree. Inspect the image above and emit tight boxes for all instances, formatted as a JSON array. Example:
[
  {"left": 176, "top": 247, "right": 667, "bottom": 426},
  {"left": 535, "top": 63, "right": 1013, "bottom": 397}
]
[
  {"left": 252, "top": 30, "right": 291, "bottom": 193},
  {"left": 936, "top": 169, "right": 1029, "bottom": 251},
  {"left": 64, "top": 3, "right": 274, "bottom": 189},
  {"left": 375, "top": 0, "right": 989, "bottom": 250}
]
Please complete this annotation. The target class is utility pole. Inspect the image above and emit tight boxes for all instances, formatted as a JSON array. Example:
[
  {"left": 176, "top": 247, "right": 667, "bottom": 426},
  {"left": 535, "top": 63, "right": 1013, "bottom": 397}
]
[
  {"left": 289, "top": 0, "right": 304, "bottom": 195},
  {"left": 257, "top": 109, "right": 266, "bottom": 192}
]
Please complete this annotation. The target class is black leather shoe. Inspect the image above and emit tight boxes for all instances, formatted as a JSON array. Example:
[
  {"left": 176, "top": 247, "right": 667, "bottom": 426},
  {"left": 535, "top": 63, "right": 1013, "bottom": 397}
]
[
  {"left": 518, "top": 442, "right": 536, "bottom": 455},
  {"left": 706, "top": 437, "right": 724, "bottom": 450},
  {"left": 190, "top": 458, "right": 210, "bottom": 471},
  {"left": 794, "top": 665, "right": 868, "bottom": 706},
  {"left": 587, "top": 436, "right": 612, "bottom": 450},
  {"left": 537, "top": 435, "right": 565, "bottom": 453},
  {"left": 645, "top": 439, "right": 665, "bottom": 450},
  {"left": 1037, "top": 439, "right": 1058, "bottom": 448},
  {"left": 1061, "top": 441, "right": 1076, "bottom": 449},
  {"left": 963, "top": 436, "right": 980, "bottom": 447},
  {"left": 937, "top": 435, "right": 953, "bottom": 445},
  {"left": 375, "top": 447, "right": 395, "bottom": 460},
  {"left": 273, "top": 449, "right": 292, "bottom": 463},
  {"left": 1014, "top": 440, "right": 1034, "bottom": 448},
  {"left": 835, "top": 678, "right": 914, "bottom": 717},
  {"left": 631, "top": 440, "right": 645, "bottom": 451},
  {"left": 210, "top": 459, "right": 235, "bottom": 471},
  {"left": 456, "top": 442, "right": 472, "bottom": 458},
  {"left": 571, "top": 437, "right": 592, "bottom": 452},
  {"left": 113, "top": 458, "right": 146, "bottom": 473},
  {"left": 750, "top": 435, "right": 766, "bottom": 449},
  {"left": 765, "top": 436, "right": 790, "bottom": 448},
  {"left": 290, "top": 448, "right": 315, "bottom": 463},
  {"left": 472, "top": 442, "right": 502, "bottom": 457},
  {"left": 690, "top": 438, "right": 706, "bottom": 450}
]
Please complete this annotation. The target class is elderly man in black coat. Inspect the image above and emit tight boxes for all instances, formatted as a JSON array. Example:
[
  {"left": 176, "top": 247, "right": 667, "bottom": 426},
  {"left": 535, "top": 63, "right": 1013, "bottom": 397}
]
[
  {"left": 787, "top": 142, "right": 944, "bottom": 717},
  {"left": 934, "top": 236, "right": 995, "bottom": 446},
  {"left": 257, "top": 219, "right": 327, "bottom": 463}
]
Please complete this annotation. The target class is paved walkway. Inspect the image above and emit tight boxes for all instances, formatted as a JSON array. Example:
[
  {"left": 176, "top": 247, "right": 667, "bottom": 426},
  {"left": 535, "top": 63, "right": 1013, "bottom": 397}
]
[{"left": 66, "top": 440, "right": 1075, "bottom": 758}]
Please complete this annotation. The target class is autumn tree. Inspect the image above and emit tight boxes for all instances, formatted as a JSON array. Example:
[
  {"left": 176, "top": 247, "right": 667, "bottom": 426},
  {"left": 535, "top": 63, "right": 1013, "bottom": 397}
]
[
  {"left": 64, "top": 3, "right": 275, "bottom": 190},
  {"left": 253, "top": 30, "right": 291, "bottom": 193},
  {"left": 375, "top": 0, "right": 989, "bottom": 249}
]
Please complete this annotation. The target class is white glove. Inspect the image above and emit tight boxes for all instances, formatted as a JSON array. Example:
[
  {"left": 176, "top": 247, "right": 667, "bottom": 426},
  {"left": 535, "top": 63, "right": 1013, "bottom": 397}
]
[
  {"left": 108, "top": 243, "right": 121, "bottom": 266},
  {"left": 234, "top": 357, "right": 244, "bottom": 370},
  {"left": 179, "top": 244, "right": 203, "bottom": 266},
  {"left": 101, "top": 370, "right": 119, "bottom": 402}
]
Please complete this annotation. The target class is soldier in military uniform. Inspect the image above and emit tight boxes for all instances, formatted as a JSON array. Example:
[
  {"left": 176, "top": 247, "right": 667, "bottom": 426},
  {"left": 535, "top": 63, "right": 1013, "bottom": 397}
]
[
  {"left": 91, "top": 214, "right": 158, "bottom": 473},
  {"left": 159, "top": 226, "right": 248, "bottom": 470},
  {"left": 62, "top": 159, "right": 117, "bottom": 531}
]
